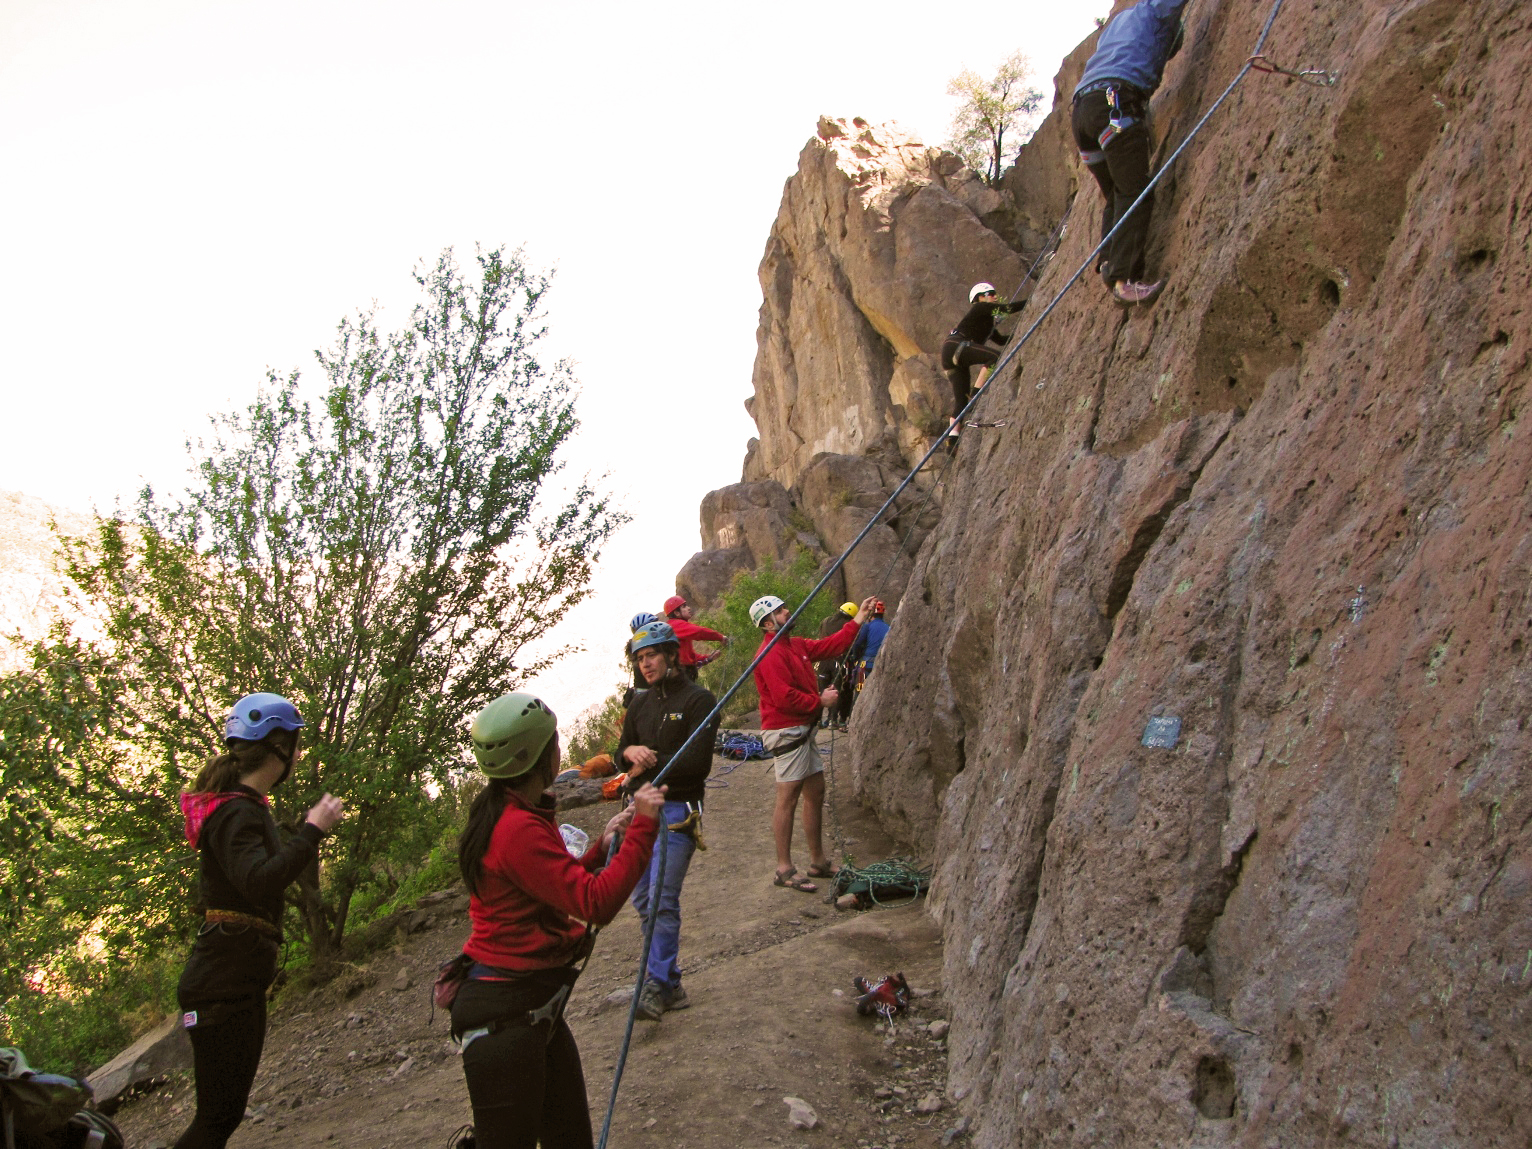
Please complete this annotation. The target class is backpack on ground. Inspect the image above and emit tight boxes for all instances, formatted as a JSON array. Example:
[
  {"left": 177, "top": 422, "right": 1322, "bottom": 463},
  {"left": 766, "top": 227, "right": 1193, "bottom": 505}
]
[{"left": 0, "top": 1048, "right": 124, "bottom": 1149}]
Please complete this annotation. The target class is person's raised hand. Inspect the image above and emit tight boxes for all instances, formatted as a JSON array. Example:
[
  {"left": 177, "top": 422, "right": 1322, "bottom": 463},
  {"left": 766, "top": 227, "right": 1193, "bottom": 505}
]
[
  {"left": 630, "top": 782, "right": 667, "bottom": 822},
  {"left": 622, "top": 744, "right": 659, "bottom": 776},
  {"left": 854, "top": 596, "right": 878, "bottom": 624},
  {"left": 821, "top": 686, "right": 839, "bottom": 708},
  {"left": 306, "top": 794, "right": 344, "bottom": 833},
  {"left": 600, "top": 804, "right": 635, "bottom": 852}
]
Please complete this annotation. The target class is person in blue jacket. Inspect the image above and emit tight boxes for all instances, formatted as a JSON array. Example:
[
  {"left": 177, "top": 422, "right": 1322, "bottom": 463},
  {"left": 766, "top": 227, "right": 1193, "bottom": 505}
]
[
  {"left": 1071, "top": 0, "right": 1190, "bottom": 306},
  {"left": 845, "top": 600, "right": 891, "bottom": 721}
]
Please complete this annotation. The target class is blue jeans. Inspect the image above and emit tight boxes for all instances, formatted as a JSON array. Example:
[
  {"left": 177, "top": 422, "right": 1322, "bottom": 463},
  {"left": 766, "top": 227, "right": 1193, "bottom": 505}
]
[{"left": 630, "top": 800, "right": 697, "bottom": 993}]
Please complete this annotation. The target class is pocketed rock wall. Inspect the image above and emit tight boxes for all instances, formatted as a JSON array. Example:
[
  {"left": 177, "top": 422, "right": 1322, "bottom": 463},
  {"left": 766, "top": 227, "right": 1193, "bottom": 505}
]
[
  {"left": 847, "top": 0, "right": 1532, "bottom": 1144},
  {"left": 677, "top": 116, "right": 1040, "bottom": 611}
]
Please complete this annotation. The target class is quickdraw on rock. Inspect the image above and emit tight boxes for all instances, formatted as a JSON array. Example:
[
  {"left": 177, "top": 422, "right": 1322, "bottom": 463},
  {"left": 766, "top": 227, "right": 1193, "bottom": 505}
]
[{"left": 1248, "top": 53, "right": 1337, "bottom": 86}]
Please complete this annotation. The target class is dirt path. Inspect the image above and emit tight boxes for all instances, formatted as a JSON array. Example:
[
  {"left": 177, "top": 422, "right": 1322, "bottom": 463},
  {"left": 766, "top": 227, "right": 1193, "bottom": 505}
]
[{"left": 118, "top": 733, "right": 960, "bottom": 1148}]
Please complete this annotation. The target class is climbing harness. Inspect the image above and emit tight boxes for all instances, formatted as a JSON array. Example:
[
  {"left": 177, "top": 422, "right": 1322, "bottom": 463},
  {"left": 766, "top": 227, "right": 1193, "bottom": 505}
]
[
  {"left": 1248, "top": 54, "right": 1338, "bottom": 87},
  {"left": 597, "top": 2, "right": 1311, "bottom": 1141}
]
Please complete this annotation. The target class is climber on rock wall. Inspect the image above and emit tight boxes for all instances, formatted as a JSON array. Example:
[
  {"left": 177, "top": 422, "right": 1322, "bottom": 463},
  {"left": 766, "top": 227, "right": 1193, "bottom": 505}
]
[
  {"left": 1071, "top": 0, "right": 1190, "bottom": 306},
  {"left": 940, "top": 282, "right": 1027, "bottom": 442},
  {"left": 661, "top": 595, "right": 729, "bottom": 682}
]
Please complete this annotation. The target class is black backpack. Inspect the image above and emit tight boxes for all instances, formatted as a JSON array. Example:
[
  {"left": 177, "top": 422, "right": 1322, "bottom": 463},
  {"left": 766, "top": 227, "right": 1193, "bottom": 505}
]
[{"left": 0, "top": 1049, "right": 123, "bottom": 1149}]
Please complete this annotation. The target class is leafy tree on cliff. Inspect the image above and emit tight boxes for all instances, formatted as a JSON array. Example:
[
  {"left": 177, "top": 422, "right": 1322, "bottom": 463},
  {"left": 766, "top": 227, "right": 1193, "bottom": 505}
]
[
  {"left": 946, "top": 51, "right": 1046, "bottom": 184},
  {"left": 3, "top": 246, "right": 622, "bottom": 1009}
]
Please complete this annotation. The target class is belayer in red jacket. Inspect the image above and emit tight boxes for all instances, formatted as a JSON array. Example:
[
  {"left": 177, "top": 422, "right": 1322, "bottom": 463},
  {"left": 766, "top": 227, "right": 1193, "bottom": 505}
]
[
  {"left": 750, "top": 593, "right": 878, "bottom": 893},
  {"left": 662, "top": 595, "right": 729, "bottom": 681},
  {"left": 453, "top": 691, "right": 665, "bottom": 1149}
]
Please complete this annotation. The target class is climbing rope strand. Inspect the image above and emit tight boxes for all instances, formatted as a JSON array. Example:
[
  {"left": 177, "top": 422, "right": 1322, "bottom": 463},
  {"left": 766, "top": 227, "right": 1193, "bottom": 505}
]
[
  {"left": 1006, "top": 216, "right": 1069, "bottom": 305},
  {"left": 596, "top": 5, "right": 1296, "bottom": 1142}
]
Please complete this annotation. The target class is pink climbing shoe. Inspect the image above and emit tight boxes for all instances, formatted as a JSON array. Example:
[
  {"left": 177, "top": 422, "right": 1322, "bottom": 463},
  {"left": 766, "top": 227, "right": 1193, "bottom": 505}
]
[{"left": 1111, "top": 279, "right": 1165, "bottom": 306}]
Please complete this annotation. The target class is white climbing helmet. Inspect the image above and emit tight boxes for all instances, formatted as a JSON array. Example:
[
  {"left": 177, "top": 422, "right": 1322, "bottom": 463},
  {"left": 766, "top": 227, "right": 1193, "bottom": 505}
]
[
  {"left": 749, "top": 595, "right": 787, "bottom": 628},
  {"left": 969, "top": 282, "right": 997, "bottom": 303}
]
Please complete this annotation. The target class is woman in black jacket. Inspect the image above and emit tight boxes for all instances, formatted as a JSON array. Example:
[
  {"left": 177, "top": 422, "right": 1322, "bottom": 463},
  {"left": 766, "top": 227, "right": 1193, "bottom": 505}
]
[
  {"left": 172, "top": 692, "right": 343, "bottom": 1149},
  {"left": 940, "top": 282, "right": 1026, "bottom": 441}
]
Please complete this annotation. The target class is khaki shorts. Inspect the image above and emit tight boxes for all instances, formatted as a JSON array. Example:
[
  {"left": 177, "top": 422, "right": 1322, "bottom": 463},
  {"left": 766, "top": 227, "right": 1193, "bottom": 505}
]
[{"left": 763, "top": 726, "right": 823, "bottom": 783}]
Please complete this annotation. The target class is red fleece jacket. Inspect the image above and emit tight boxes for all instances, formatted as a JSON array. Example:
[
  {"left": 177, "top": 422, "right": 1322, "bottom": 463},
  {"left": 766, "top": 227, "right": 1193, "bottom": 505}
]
[
  {"left": 667, "top": 617, "right": 727, "bottom": 667},
  {"left": 753, "top": 620, "right": 859, "bottom": 730},
  {"left": 465, "top": 792, "right": 658, "bottom": 971}
]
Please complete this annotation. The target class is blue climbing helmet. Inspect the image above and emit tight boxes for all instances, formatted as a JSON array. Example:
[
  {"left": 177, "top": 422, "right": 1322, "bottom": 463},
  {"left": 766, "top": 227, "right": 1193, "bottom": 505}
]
[
  {"left": 629, "top": 621, "right": 679, "bottom": 656},
  {"left": 629, "top": 611, "right": 658, "bottom": 631},
  {"left": 225, "top": 692, "right": 305, "bottom": 744}
]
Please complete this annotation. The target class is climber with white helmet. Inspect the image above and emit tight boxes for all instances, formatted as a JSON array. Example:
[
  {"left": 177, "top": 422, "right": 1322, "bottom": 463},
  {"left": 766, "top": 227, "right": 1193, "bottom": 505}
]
[
  {"left": 750, "top": 593, "right": 878, "bottom": 892},
  {"left": 940, "top": 281, "right": 1027, "bottom": 444},
  {"left": 1071, "top": 0, "right": 1190, "bottom": 305},
  {"left": 172, "top": 692, "right": 344, "bottom": 1149}
]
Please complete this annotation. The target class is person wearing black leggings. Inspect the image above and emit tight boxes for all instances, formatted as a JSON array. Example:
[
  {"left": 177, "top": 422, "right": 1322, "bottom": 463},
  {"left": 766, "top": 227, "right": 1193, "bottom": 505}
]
[
  {"left": 940, "top": 283, "right": 1026, "bottom": 442},
  {"left": 453, "top": 691, "right": 664, "bottom": 1149},
  {"left": 173, "top": 692, "right": 343, "bottom": 1149}
]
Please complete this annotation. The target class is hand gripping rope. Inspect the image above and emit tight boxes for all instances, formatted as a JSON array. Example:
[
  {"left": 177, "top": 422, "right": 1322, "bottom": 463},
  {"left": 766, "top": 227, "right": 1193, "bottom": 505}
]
[{"left": 595, "top": 2, "right": 1320, "bottom": 1142}]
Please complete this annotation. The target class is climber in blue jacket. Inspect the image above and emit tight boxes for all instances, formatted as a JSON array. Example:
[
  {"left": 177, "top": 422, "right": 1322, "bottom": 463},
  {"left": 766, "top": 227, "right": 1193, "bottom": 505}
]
[{"left": 1071, "top": 0, "right": 1190, "bottom": 306}]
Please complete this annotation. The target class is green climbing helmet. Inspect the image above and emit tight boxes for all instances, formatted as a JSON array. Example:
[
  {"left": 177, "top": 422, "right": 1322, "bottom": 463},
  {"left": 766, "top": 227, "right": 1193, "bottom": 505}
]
[{"left": 470, "top": 692, "right": 558, "bottom": 779}]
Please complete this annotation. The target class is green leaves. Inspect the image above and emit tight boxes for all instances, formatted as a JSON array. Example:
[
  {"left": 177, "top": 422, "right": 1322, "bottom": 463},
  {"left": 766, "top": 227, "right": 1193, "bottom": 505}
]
[
  {"left": 946, "top": 51, "right": 1046, "bottom": 185},
  {"left": 0, "top": 246, "right": 624, "bottom": 1066}
]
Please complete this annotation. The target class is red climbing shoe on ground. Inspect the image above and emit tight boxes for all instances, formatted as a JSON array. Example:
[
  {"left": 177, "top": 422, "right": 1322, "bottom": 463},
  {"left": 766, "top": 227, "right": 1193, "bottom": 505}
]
[{"left": 1111, "top": 279, "right": 1164, "bottom": 306}]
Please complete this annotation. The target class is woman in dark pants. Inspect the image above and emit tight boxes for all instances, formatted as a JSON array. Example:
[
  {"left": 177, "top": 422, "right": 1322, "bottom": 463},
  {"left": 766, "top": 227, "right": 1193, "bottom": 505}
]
[
  {"left": 453, "top": 691, "right": 665, "bottom": 1148},
  {"left": 940, "top": 282, "right": 1026, "bottom": 442},
  {"left": 174, "top": 692, "right": 344, "bottom": 1149}
]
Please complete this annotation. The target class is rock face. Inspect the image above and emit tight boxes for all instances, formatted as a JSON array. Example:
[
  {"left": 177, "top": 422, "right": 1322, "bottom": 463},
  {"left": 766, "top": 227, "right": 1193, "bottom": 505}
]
[
  {"left": 746, "top": 115, "right": 1031, "bottom": 491},
  {"left": 842, "top": 0, "right": 1532, "bottom": 1144},
  {"left": 678, "top": 118, "right": 1041, "bottom": 610}
]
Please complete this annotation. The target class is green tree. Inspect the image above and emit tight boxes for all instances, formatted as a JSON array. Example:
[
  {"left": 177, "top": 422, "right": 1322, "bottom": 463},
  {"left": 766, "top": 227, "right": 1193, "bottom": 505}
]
[
  {"left": 2, "top": 244, "right": 623, "bottom": 1044},
  {"left": 946, "top": 51, "right": 1046, "bottom": 184}
]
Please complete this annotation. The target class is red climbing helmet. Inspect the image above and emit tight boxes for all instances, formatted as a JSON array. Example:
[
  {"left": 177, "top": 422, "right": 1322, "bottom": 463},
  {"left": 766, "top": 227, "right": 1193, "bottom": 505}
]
[{"left": 663, "top": 595, "right": 687, "bottom": 617}]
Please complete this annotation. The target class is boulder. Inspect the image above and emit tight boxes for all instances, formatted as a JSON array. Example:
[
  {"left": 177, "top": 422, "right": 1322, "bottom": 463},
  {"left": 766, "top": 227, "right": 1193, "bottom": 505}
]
[{"left": 86, "top": 1014, "right": 191, "bottom": 1111}]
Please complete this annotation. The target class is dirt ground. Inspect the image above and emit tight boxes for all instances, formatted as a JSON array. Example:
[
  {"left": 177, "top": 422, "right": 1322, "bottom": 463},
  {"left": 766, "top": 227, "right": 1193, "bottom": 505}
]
[{"left": 117, "top": 732, "right": 962, "bottom": 1148}]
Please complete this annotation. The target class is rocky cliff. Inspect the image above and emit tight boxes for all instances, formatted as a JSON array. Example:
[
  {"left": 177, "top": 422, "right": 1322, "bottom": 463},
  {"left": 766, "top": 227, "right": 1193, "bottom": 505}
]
[
  {"left": 684, "top": 0, "right": 1532, "bottom": 1143},
  {"left": 677, "top": 115, "right": 1042, "bottom": 612}
]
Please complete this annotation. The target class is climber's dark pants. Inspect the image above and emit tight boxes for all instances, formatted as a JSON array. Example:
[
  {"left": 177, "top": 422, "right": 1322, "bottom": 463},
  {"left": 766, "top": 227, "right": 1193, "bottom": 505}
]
[
  {"left": 454, "top": 977, "right": 592, "bottom": 1149},
  {"left": 1071, "top": 87, "right": 1154, "bottom": 286},
  {"left": 172, "top": 999, "right": 266, "bottom": 1149},
  {"left": 941, "top": 340, "right": 1000, "bottom": 414}
]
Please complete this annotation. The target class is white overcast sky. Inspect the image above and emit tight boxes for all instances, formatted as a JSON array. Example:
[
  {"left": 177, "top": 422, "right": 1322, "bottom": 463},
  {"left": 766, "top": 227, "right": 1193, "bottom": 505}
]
[{"left": 0, "top": 0, "right": 1109, "bottom": 720}]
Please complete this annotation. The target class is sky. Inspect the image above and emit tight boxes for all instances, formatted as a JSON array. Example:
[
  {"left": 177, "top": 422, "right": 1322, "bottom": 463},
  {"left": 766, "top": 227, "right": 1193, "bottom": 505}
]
[{"left": 0, "top": 0, "right": 1110, "bottom": 722}]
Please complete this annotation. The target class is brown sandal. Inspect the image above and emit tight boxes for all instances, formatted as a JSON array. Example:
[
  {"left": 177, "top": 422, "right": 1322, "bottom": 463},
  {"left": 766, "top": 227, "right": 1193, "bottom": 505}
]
[{"left": 773, "top": 867, "right": 819, "bottom": 893}]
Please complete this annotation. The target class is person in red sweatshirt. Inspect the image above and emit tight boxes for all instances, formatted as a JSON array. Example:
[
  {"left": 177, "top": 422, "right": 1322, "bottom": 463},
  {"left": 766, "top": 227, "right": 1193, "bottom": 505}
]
[
  {"left": 661, "top": 595, "right": 729, "bottom": 681},
  {"left": 749, "top": 593, "right": 877, "bottom": 892},
  {"left": 452, "top": 691, "right": 665, "bottom": 1149}
]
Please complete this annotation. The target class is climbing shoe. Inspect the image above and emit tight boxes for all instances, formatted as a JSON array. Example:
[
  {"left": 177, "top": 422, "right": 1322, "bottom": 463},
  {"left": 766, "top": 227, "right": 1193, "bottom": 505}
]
[
  {"left": 664, "top": 984, "right": 691, "bottom": 1011},
  {"left": 636, "top": 981, "right": 666, "bottom": 1022},
  {"left": 1111, "top": 279, "right": 1164, "bottom": 306}
]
